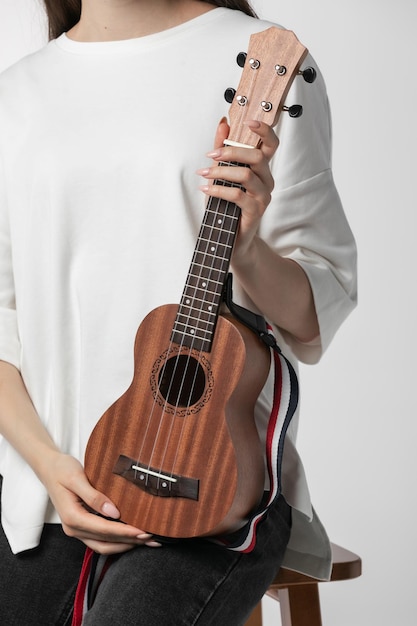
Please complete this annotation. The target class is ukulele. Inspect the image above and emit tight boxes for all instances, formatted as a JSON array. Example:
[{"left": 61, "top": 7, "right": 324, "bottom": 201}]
[{"left": 84, "top": 27, "right": 314, "bottom": 539}]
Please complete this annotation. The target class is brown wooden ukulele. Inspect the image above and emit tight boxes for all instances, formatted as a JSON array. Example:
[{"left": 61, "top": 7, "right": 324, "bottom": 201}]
[{"left": 84, "top": 27, "right": 315, "bottom": 539}]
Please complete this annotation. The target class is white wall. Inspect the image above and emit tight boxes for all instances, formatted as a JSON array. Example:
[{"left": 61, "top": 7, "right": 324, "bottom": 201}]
[{"left": 0, "top": 1, "right": 416, "bottom": 625}]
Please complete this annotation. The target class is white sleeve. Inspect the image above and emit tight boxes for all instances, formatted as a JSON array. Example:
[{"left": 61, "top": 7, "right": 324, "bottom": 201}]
[
  {"left": 259, "top": 55, "right": 357, "bottom": 364},
  {"left": 0, "top": 156, "right": 21, "bottom": 370}
]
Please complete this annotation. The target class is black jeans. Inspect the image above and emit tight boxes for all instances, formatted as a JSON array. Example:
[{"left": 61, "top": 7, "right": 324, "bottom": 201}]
[
  {"left": 0, "top": 489, "right": 290, "bottom": 626},
  {"left": 0, "top": 520, "right": 85, "bottom": 626}
]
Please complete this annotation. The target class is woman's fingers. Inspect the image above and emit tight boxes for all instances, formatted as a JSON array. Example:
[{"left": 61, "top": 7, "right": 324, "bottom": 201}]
[
  {"left": 60, "top": 457, "right": 121, "bottom": 518},
  {"left": 61, "top": 487, "right": 162, "bottom": 552},
  {"left": 213, "top": 116, "right": 229, "bottom": 150},
  {"left": 213, "top": 117, "right": 279, "bottom": 159},
  {"left": 198, "top": 118, "right": 280, "bottom": 256},
  {"left": 44, "top": 453, "right": 161, "bottom": 553},
  {"left": 243, "top": 119, "right": 280, "bottom": 160},
  {"left": 201, "top": 119, "right": 278, "bottom": 199}
]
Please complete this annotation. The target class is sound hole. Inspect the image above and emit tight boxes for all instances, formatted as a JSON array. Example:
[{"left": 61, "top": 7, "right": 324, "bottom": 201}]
[{"left": 158, "top": 355, "right": 206, "bottom": 407}]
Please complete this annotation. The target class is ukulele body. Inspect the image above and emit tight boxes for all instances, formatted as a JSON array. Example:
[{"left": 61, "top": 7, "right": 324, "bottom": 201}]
[{"left": 85, "top": 304, "right": 269, "bottom": 538}]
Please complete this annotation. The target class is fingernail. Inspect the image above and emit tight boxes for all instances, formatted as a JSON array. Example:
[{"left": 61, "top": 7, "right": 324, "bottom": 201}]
[
  {"left": 206, "top": 149, "right": 222, "bottom": 159},
  {"left": 137, "top": 533, "right": 153, "bottom": 540},
  {"left": 244, "top": 119, "right": 261, "bottom": 129},
  {"left": 101, "top": 502, "right": 120, "bottom": 518},
  {"left": 199, "top": 185, "right": 210, "bottom": 193},
  {"left": 196, "top": 168, "right": 210, "bottom": 176},
  {"left": 146, "top": 541, "right": 162, "bottom": 548}
]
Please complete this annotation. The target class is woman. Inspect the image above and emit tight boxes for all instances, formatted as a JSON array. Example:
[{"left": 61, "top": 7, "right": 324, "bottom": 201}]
[{"left": 0, "top": 1, "right": 357, "bottom": 624}]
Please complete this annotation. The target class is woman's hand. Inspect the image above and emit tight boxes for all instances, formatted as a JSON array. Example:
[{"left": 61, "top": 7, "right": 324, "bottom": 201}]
[
  {"left": 41, "top": 452, "right": 161, "bottom": 554},
  {"left": 197, "top": 117, "right": 279, "bottom": 261},
  {"left": 1, "top": 362, "right": 158, "bottom": 555},
  {"left": 0, "top": 363, "right": 158, "bottom": 555},
  {"left": 196, "top": 118, "right": 319, "bottom": 343}
]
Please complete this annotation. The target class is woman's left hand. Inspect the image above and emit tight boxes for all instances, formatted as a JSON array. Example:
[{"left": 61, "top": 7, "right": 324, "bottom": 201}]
[
  {"left": 196, "top": 117, "right": 319, "bottom": 343},
  {"left": 197, "top": 117, "right": 279, "bottom": 262}
]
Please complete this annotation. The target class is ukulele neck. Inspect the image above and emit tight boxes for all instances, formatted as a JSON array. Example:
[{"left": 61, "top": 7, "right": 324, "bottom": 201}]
[{"left": 171, "top": 162, "right": 245, "bottom": 353}]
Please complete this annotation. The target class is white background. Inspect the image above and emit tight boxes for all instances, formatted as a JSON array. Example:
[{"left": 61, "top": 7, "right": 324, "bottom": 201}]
[{"left": 0, "top": 1, "right": 416, "bottom": 625}]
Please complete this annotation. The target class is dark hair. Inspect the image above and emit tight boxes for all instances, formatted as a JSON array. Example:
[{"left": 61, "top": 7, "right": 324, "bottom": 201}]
[
  {"left": 200, "top": 1, "right": 257, "bottom": 18},
  {"left": 42, "top": 1, "right": 257, "bottom": 41}
]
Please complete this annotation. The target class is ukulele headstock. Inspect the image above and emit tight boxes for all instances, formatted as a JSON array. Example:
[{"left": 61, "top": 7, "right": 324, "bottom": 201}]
[{"left": 225, "top": 27, "right": 316, "bottom": 148}]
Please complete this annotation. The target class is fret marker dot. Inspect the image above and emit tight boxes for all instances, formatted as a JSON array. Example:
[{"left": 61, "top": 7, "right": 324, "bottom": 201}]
[
  {"left": 202, "top": 282, "right": 207, "bottom": 287},
  {"left": 211, "top": 246, "right": 215, "bottom": 252},
  {"left": 190, "top": 329, "right": 195, "bottom": 335},
  {"left": 217, "top": 219, "right": 223, "bottom": 225},
  {"left": 208, "top": 306, "right": 212, "bottom": 311},
  {"left": 186, "top": 299, "right": 191, "bottom": 304}
]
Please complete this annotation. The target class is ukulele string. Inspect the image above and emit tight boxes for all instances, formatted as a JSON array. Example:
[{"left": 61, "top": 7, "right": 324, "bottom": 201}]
[
  {"left": 133, "top": 180, "right": 250, "bottom": 488},
  {"left": 132, "top": 335, "right": 180, "bottom": 480},
  {"left": 153, "top": 189, "right": 228, "bottom": 483},
  {"left": 133, "top": 192, "right": 230, "bottom": 486},
  {"left": 165, "top": 171, "right": 241, "bottom": 483},
  {"left": 132, "top": 206, "right": 223, "bottom": 486}
]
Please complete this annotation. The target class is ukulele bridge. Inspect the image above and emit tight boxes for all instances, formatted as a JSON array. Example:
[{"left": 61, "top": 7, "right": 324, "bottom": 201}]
[{"left": 113, "top": 454, "right": 199, "bottom": 500}]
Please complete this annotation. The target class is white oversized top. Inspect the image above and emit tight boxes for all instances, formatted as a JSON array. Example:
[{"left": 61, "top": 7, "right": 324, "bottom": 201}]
[{"left": 0, "top": 8, "right": 356, "bottom": 578}]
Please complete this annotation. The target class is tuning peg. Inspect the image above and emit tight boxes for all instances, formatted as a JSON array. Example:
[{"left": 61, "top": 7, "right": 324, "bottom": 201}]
[
  {"left": 275, "top": 64, "right": 287, "bottom": 76},
  {"left": 224, "top": 88, "right": 236, "bottom": 104},
  {"left": 299, "top": 67, "right": 317, "bottom": 83},
  {"left": 249, "top": 58, "right": 260, "bottom": 70},
  {"left": 283, "top": 104, "right": 303, "bottom": 118},
  {"left": 236, "top": 52, "right": 247, "bottom": 67},
  {"left": 261, "top": 101, "right": 273, "bottom": 112}
]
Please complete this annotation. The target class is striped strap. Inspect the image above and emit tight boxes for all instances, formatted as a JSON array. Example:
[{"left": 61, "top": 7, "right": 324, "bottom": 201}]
[
  {"left": 212, "top": 337, "right": 298, "bottom": 552},
  {"left": 72, "top": 550, "right": 114, "bottom": 626}
]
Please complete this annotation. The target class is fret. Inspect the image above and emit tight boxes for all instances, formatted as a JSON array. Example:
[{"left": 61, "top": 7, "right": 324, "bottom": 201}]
[
  {"left": 181, "top": 281, "right": 224, "bottom": 306},
  {"left": 191, "top": 248, "right": 231, "bottom": 267},
  {"left": 200, "top": 214, "right": 238, "bottom": 232},
  {"left": 202, "top": 212, "right": 239, "bottom": 232},
  {"left": 171, "top": 332, "right": 211, "bottom": 354},
  {"left": 180, "top": 295, "right": 219, "bottom": 317},
  {"left": 198, "top": 226, "right": 235, "bottom": 244},
  {"left": 171, "top": 325, "right": 214, "bottom": 353},
  {"left": 181, "top": 282, "right": 221, "bottom": 299},
  {"left": 173, "top": 321, "right": 214, "bottom": 339},
  {"left": 205, "top": 223, "right": 237, "bottom": 233},
  {"left": 194, "top": 239, "right": 233, "bottom": 255},
  {"left": 181, "top": 271, "right": 226, "bottom": 296},
  {"left": 187, "top": 264, "right": 226, "bottom": 279},
  {"left": 175, "top": 309, "right": 217, "bottom": 326},
  {"left": 181, "top": 287, "right": 221, "bottom": 305},
  {"left": 181, "top": 295, "right": 217, "bottom": 308},
  {"left": 185, "top": 267, "right": 227, "bottom": 286}
]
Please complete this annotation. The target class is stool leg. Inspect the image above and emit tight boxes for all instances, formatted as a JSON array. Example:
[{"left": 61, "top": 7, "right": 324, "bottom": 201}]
[
  {"left": 244, "top": 600, "right": 263, "bottom": 626},
  {"left": 268, "top": 584, "right": 322, "bottom": 626}
]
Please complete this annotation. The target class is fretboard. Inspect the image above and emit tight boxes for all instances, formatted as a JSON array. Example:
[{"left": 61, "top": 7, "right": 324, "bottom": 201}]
[{"left": 171, "top": 163, "right": 245, "bottom": 352}]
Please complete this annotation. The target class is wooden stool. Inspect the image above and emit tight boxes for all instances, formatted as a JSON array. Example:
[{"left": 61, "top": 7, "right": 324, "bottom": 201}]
[{"left": 245, "top": 543, "right": 362, "bottom": 626}]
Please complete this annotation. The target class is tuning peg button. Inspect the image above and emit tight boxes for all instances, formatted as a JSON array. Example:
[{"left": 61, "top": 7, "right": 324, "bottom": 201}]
[
  {"left": 236, "top": 52, "right": 247, "bottom": 67},
  {"left": 224, "top": 88, "right": 236, "bottom": 104},
  {"left": 299, "top": 67, "right": 317, "bottom": 83},
  {"left": 283, "top": 104, "right": 303, "bottom": 118}
]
